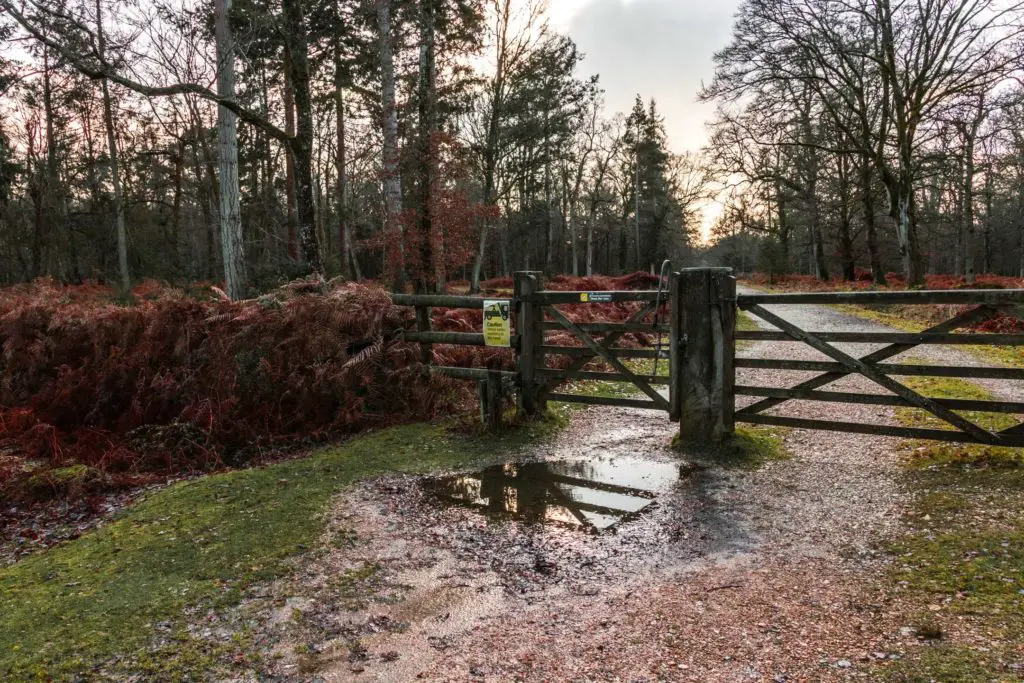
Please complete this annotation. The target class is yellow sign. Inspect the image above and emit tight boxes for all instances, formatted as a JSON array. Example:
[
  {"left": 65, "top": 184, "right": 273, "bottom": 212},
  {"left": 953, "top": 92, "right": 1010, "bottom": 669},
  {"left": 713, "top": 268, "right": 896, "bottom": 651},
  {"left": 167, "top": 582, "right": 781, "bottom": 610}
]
[
  {"left": 483, "top": 300, "right": 512, "bottom": 348},
  {"left": 580, "top": 293, "right": 590, "bottom": 302}
]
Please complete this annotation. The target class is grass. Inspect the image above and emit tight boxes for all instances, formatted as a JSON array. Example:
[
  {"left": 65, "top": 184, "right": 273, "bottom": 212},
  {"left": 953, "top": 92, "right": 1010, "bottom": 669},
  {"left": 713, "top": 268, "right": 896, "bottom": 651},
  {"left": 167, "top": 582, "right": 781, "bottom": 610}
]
[
  {"left": 0, "top": 417, "right": 567, "bottom": 681},
  {"left": 880, "top": 374, "right": 1024, "bottom": 681},
  {"left": 675, "top": 425, "right": 790, "bottom": 469},
  {"left": 895, "top": 374, "right": 1024, "bottom": 470}
]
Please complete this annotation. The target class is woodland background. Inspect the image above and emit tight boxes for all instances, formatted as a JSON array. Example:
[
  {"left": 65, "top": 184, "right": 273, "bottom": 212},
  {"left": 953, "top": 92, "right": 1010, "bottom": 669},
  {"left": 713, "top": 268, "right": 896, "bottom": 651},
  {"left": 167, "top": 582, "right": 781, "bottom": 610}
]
[{"left": 1, "top": 0, "right": 1022, "bottom": 299}]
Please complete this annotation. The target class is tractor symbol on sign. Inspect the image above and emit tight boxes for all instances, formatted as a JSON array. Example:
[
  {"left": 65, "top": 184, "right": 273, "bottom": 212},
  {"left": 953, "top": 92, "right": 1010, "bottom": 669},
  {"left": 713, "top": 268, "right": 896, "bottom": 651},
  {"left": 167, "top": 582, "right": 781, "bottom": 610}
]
[{"left": 485, "top": 302, "right": 510, "bottom": 322}]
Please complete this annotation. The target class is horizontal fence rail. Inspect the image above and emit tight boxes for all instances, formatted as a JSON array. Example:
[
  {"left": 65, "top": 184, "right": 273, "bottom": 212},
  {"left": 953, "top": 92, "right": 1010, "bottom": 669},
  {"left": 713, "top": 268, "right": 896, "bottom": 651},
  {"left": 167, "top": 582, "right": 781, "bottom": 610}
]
[
  {"left": 390, "top": 293, "right": 488, "bottom": 309},
  {"left": 735, "top": 331, "right": 1024, "bottom": 345},
  {"left": 735, "top": 358, "right": 1024, "bottom": 380},
  {"left": 738, "top": 289, "right": 1024, "bottom": 306},
  {"left": 523, "top": 290, "right": 661, "bottom": 305}
]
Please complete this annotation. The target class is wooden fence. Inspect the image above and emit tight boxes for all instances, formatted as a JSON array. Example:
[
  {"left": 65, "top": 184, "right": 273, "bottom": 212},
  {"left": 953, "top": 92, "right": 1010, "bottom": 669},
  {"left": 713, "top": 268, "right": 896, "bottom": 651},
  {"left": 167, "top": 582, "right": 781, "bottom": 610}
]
[
  {"left": 390, "top": 271, "right": 672, "bottom": 428},
  {"left": 392, "top": 269, "right": 1024, "bottom": 448},
  {"left": 389, "top": 292, "right": 516, "bottom": 429}
]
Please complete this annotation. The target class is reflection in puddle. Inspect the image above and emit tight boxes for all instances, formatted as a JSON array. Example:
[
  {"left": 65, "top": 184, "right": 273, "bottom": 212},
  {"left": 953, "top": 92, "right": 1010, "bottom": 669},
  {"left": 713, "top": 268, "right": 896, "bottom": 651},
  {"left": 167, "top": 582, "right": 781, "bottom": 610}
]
[{"left": 423, "top": 456, "right": 683, "bottom": 531}]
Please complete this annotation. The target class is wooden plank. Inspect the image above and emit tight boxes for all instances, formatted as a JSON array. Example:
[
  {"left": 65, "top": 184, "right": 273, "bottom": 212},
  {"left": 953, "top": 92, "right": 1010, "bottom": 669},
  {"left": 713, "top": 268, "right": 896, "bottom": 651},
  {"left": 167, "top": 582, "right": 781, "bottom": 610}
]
[
  {"left": 735, "top": 358, "right": 1024, "bottom": 380},
  {"left": 736, "top": 413, "right": 1024, "bottom": 446},
  {"left": 678, "top": 268, "right": 735, "bottom": 442},
  {"left": 744, "top": 303, "right": 1001, "bottom": 444},
  {"left": 541, "top": 345, "right": 667, "bottom": 360},
  {"left": 538, "top": 368, "right": 670, "bottom": 385},
  {"left": 538, "top": 302, "right": 658, "bottom": 397},
  {"left": 547, "top": 393, "right": 663, "bottom": 410},
  {"left": 738, "top": 289, "right": 1024, "bottom": 306},
  {"left": 485, "top": 370, "right": 503, "bottom": 430},
  {"left": 432, "top": 366, "right": 516, "bottom": 381},
  {"left": 540, "top": 321, "right": 669, "bottom": 333},
  {"left": 415, "top": 305, "right": 433, "bottom": 364},
  {"left": 391, "top": 293, "right": 486, "bottom": 309},
  {"left": 736, "top": 385, "right": 1024, "bottom": 413},
  {"left": 545, "top": 305, "right": 671, "bottom": 411},
  {"left": 525, "top": 290, "right": 660, "bottom": 305},
  {"left": 737, "top": 304, "right": 999, "bottom": 416},
  {"left": 715, "top": 272, "right": 737, "bottom": 435},
  {"left": 405, "top": 331, "right": 485, "bottom": 346},
  {"left": 669, "top": 272, "right": 682, "bottom": 422},
  {"left": 734, "top": 331, "right": 1024, "bottom": 345}
]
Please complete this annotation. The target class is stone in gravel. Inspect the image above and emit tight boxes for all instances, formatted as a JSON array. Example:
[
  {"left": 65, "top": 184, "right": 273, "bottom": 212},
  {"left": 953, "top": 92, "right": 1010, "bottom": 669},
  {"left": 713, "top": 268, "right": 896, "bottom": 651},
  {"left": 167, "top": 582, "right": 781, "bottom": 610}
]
[{"left": 836, "top": 660, "right": 852, "bottom": 668}]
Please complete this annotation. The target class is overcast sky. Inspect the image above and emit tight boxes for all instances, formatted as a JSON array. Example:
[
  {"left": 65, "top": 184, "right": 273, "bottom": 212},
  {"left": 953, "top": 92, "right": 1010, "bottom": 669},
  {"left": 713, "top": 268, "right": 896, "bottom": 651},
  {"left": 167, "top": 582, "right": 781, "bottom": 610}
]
[{"left": 550, "top": 0, "right": 742, "bottom": 154}]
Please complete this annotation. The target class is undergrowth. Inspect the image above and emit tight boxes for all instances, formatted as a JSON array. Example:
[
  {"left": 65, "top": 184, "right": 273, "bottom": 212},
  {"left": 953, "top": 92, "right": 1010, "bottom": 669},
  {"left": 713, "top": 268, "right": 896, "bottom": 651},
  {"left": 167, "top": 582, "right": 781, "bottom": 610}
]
[
  {"left": 0, "top": 273, "right": 664, "bottom": 508},
  {"left": 0, "top": 418, "right": 565, "bottom": 680}
]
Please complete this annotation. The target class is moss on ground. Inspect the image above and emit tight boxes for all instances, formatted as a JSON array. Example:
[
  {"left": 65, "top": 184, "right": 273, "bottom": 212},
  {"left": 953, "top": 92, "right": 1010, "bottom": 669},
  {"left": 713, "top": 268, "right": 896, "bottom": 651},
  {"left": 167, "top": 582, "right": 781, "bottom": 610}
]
[
  {"left": 895, "top": 374, "right": 1024, "bottom": 470},
  {"left": 880, "top": 375, "right": 1024, "bottom": 681},
  {"left": 675, "top": 425, "right": 790, "bottom": 469},
  {"left": 0, "top": 418, "right": 565, "bottom": 681}
]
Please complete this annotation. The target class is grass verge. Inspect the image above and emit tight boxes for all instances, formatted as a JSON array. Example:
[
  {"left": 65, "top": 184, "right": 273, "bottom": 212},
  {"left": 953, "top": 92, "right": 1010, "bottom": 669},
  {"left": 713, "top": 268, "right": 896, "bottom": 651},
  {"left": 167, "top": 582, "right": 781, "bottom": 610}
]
[
  {"left": 674, "top": 425, "right": 790, "bottom": 470},
  {"left": 0, "top": 418, "right": 566, "bottom": 681},
  {"left": 882, "top": 375, "right": 1024, "bottom": 681}
]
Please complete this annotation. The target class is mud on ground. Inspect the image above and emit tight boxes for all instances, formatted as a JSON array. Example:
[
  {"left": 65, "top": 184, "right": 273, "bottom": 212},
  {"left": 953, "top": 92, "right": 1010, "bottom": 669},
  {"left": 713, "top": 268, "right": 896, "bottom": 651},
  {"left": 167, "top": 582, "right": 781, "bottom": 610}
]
[{"left": 233, "top": 298, "right": 1019, "bottom": 682}]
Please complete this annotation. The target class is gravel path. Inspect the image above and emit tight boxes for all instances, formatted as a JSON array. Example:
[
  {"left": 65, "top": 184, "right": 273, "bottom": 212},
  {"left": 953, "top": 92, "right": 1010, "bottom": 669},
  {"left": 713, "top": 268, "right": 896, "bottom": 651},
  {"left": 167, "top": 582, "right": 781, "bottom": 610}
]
[{"left": 266, "top": 295, "right": 1015, "bottom": 682}]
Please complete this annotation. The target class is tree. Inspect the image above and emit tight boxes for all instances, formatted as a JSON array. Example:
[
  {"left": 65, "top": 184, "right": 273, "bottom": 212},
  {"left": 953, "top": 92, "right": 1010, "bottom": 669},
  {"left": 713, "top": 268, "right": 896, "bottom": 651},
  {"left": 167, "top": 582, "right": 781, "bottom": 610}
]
[{"left": 214, "top": 0, "right": 246, "bottom": 298}]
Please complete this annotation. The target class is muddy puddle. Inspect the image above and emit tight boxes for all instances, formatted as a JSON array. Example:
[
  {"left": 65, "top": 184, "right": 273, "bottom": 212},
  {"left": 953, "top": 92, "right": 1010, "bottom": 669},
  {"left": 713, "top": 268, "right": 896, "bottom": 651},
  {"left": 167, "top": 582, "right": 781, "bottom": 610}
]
[{"left": 423, "top": 455, "right": 684, "bottom": 531}]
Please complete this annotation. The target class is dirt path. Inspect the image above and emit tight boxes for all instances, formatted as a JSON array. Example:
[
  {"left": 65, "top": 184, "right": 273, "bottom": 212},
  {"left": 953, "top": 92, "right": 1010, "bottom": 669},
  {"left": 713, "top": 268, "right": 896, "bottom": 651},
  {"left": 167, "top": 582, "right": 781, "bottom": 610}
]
[{"left": 257, "top": 296, "right": 1016, "bottom": 682}]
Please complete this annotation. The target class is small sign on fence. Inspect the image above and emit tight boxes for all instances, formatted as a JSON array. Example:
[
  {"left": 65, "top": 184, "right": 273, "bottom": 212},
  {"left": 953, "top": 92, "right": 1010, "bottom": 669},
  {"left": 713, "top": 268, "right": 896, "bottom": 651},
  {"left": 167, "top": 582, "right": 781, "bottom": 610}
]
[
  {"left": 483, "top": 300, "right": 512, "bottom": 348},
  {"left": 580, "top": 292, "right": 614, "bottom": 303}
]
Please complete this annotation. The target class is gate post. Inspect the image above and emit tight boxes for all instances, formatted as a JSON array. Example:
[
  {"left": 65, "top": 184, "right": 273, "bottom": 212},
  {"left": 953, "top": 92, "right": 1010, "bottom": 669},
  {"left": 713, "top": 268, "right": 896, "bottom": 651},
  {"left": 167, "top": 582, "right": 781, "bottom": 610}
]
[
  {"left": 514, "top": 271, "right": 545, "bottom": 417},
  {"left": 677, "top": 267, "right": 736, "bottom": 443}
]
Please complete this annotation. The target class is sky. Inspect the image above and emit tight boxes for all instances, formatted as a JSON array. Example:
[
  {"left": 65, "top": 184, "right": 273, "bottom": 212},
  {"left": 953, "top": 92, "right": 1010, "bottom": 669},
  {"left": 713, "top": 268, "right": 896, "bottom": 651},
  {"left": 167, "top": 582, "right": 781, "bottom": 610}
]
[{"left": 549, "top": 0, "right": 742, "bottom": 155}]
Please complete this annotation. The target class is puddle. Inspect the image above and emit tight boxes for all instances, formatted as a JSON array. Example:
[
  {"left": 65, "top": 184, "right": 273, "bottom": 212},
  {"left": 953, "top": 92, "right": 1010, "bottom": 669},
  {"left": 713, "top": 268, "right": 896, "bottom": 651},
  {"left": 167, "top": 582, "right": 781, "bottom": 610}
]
[{"left": 423, "top": 455, "right": 684, "bottom": 531}]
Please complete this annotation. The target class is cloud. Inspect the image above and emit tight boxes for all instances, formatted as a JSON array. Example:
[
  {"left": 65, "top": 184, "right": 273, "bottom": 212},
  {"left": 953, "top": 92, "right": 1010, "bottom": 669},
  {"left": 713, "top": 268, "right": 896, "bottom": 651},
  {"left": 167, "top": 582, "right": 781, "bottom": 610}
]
[{"left": 565, "top": 0, "right": 740, "bottom": 152}]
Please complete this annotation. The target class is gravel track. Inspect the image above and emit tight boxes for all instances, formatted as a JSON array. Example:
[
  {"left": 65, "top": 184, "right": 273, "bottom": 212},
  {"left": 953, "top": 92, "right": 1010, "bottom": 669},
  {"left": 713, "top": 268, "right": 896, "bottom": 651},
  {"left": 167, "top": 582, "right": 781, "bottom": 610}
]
[{"left": 270, "top": 295, "right": 1016, "bottom": 682}]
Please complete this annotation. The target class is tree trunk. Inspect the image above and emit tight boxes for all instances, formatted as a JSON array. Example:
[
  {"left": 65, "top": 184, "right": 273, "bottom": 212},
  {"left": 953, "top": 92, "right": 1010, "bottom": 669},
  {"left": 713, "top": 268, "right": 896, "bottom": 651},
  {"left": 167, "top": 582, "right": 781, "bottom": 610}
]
[
  {"left": 334, "top": 40, "right": 350, "bottom": 279},
  {"left": 281, "top": 0, "right": 323, "bottom": 273},
  {"left": 377, "top": 0, "right": 404, "bottom": 288},
  {"left": 283, "top": 51, "right": 298, "bottom": 262},
  {"left": 417, "top": 0, "right": 441, "bottom": 292},
  {"left": 214, "top": 0, "right": 246, "bottom": 298},
  {"left": 891, "top": 182, "right": 922, "bottom": 286},
  {"left": 860, "top": 155, "right": 885, "bottom": 284},
  {"left": 96, "top": 0, "right": 130, "bottom": 292}
]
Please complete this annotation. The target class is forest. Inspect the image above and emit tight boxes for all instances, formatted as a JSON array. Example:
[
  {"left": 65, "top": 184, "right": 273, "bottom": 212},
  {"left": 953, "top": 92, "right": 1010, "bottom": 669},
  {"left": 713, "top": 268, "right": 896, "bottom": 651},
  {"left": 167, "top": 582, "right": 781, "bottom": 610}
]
[
  {"left": 701, "top": 0, "right": 1024, "bottom": 286},
  {"left": 2, "top": 1, "right": 1023, "bottom": 295},
  {"left": 0, "top": 0, "right": 708, "bottom": 299}
]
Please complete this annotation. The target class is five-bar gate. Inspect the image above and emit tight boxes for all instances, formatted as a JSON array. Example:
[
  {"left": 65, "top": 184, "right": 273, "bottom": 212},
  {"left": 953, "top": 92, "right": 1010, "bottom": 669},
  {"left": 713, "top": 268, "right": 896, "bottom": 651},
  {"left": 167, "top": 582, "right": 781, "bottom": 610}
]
[{"left": 392, "top": 269, "right": 1024, "bottom": 449}]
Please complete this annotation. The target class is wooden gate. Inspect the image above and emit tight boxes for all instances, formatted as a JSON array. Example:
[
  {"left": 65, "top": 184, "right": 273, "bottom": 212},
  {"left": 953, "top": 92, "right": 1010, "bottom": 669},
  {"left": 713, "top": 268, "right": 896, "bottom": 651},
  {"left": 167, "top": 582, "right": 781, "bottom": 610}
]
[
  {"left": 732, "top": 289, "right": 1024, "bottom": 447},
  {"left": 514, "top": 272, "right": 674, "bottom": 415}
]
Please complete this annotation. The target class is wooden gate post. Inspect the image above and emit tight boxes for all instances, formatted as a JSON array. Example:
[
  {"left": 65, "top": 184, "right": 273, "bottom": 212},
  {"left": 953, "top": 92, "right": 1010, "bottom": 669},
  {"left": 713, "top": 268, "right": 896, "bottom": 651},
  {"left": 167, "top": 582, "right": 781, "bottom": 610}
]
[
  {"left": 677, "top": 267, "right": 736, "bottom": 443},
  {"left": 514, "top": 271, "right": 545, "bottom": 417}
]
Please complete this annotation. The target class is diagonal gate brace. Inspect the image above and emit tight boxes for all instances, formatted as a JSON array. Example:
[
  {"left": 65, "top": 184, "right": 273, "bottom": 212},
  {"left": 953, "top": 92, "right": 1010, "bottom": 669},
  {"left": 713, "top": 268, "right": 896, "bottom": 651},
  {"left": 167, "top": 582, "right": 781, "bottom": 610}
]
[
  {"left": 743, "top": 303, "right": 1002, "bottom": 445},
  {"left": 737, "top": 304, "right": 999, "bottom": 417},
  {"left": 545, "top": 305, "right": 670, "bottom": 412}
]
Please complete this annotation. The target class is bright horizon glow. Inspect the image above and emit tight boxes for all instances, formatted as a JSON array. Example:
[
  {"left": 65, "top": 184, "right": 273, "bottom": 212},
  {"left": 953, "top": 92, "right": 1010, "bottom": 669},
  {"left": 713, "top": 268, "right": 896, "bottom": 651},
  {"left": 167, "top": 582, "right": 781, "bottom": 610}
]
[{"left": 549, "top": 0, "right": 741, "bottom": 241}]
